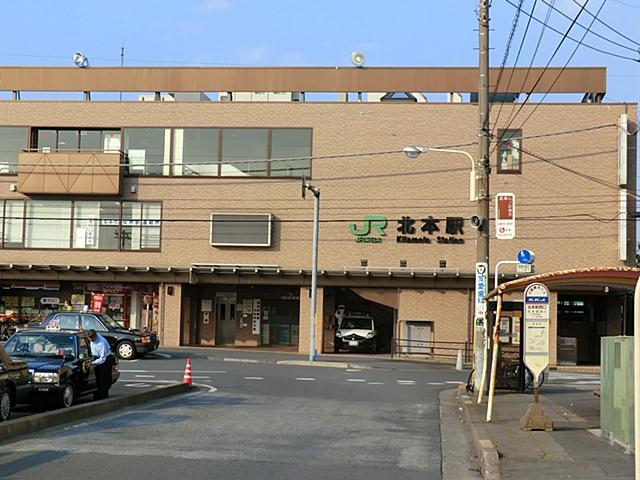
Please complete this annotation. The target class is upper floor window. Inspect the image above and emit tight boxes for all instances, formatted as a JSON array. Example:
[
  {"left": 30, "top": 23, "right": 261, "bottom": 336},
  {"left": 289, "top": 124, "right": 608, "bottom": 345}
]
[
  {"left": 0, "top": 127, "right": 28, "bottom": 174},
  {"left": 0, "top": 200, "right": 161, "bottom": 251},
  {"left": 33, "top": 128, "right": 121, "bottom": 152},
  {"left": 497, "top": 129, "right": 522, "bottom": 174},
  {"left": 127, "top": 127, "right": 311, "bottom": 178}
]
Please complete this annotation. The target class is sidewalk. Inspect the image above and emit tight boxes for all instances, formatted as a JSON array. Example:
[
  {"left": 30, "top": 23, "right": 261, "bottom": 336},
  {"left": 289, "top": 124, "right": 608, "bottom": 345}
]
[{"left": 459, "top": 387, "right": 634, "bottom": 479}]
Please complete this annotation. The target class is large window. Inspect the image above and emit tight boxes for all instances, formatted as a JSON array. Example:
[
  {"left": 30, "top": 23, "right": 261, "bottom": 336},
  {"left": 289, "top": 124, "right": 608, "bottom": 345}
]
[
  {"left": 270, "top": 129, "right": 312, "bottom": 177},
  {"left": 221, "top": 129, "right": 269, "bottom": 176},
  {"left": 172, "top": 128, "right": 218, "bottom": 176},
  {"left": 0, "top": 200, "right": 161, "bottom": 251},
  {"left": 0, "top": 127, "right": 28, "bottom": 174},
  {"left": 124, "top": 128, "right": 170, "bottom": 175},
  {"left": 73, "top": 201, "right": 120, "bottom": 250},
  {"left": 33, "top": 128, "right": 121, "bottom": 152},
  {"left": 497, "top": 129, "right": 522, "bottom": 174},
  {"left": 25, "top": 201, "right": 72, "bottom": 248}
]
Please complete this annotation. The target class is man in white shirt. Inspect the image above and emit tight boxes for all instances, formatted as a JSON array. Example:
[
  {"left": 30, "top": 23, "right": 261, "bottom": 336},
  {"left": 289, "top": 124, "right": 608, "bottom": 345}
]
[{"left": 87, "top": 329, "right": 113, "bottom": 400}]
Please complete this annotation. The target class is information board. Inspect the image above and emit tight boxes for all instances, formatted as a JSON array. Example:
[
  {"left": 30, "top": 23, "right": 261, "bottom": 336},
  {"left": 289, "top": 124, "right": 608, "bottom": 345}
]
[{"left": 523, "top": 282, "right": 550, "bottom": 383}]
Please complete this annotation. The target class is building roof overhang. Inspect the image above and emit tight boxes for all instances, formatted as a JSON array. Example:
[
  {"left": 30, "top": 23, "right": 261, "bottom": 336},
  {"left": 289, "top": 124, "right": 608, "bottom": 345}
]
[
  {"left": 484, "top": 266, "right": 640, "bottom": 300},
  {"left": 0, "top": 66, "right": 606, "bottom": 96}
]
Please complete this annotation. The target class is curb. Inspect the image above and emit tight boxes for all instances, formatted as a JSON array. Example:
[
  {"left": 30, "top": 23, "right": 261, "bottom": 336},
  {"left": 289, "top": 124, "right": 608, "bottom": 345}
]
[
  {"left": 459, "top": 390, "right": 501, "bottom": 479},
  {"left": 0, "top": 382, "right": 190, "bottom": 445},
  {"left": 275, "top": 360, "right": 370, "bottom": 369}
]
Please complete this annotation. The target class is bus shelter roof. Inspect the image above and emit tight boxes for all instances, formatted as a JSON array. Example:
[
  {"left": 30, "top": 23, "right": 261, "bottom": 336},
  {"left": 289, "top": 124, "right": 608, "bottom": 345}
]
[{"left": 484, "top": 267, "right": 640, "bottom": 301}]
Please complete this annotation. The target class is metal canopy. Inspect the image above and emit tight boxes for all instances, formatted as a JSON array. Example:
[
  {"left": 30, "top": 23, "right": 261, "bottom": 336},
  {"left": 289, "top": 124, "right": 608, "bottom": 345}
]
[{"left": 485, "top": 267, "right": 640, "bottom": 300}]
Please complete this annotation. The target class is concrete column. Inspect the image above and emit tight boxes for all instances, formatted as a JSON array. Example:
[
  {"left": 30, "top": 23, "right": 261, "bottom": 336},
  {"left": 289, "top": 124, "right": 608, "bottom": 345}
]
[
  {"left": 299, "top": 286, "right": 324, "bottom": 354},
  {"left": 160, "top": 283, "right": 182, "bottom": 347}
]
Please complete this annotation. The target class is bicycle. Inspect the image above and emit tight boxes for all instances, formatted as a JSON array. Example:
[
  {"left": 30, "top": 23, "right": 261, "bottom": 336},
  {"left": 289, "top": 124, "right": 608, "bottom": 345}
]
[{"left": 465, "top": 365, "right": 545, "bottom": 393}]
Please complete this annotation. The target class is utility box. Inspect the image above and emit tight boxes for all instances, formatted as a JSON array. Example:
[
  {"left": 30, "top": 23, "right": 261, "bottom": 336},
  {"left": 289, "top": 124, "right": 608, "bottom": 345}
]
[{"left": 601, "top": 336, "right": 634, "bottom": 452}]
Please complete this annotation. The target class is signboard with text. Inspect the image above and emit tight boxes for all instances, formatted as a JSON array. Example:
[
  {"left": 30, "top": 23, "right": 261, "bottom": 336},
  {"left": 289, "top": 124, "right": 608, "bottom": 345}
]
[
  {"left": 475, "top": 262, "right": 488, "bottom": 328},
  {"left": 523, "top": 282, "right": 550, "bottom": 383},
  {"left": 495, "top": 193, "right": 515, "bottom": 240}
]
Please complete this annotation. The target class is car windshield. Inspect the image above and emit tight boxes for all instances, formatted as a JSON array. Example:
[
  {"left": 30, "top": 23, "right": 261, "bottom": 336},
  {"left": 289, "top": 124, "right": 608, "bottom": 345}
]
[
  {"left": 95, "top": 314, "right": 122, "bottom": 329},
  {"left": 4, "top": 333, "right": 76, "bottom": 358},
  {"left": 340, "top": 317, "right": 373, "bottom": 330}
]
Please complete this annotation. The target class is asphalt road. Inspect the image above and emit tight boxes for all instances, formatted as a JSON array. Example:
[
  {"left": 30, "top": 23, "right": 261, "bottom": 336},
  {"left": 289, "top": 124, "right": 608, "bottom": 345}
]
[{"left": 1, "top": 353, "right": 469, "bottom": 480}]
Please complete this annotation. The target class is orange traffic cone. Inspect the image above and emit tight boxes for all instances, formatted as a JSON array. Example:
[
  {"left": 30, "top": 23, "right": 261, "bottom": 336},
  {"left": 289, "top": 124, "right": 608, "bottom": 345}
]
[{"left": 183, "top": 357, "right": 193, "bottom": 387}]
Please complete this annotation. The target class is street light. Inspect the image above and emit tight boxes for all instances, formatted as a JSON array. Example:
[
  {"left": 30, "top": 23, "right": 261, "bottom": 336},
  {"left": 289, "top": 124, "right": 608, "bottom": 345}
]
[
  {"left": 403, "top": 144, "right": 487, "bottom": 392},
  {"left": 302, "top": 177, "right": 320, "bottom": 362},
  {"left": 403, "top": 146, "right": 476, "bottom": 201}
]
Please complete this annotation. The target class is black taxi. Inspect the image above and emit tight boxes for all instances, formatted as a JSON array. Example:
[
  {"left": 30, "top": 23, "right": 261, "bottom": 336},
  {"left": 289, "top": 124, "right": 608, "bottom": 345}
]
[
  {"left": 0, "top": 345, "right": 30, "bottom": 421},
  {"left": 3, "top": 329, "right": 120, "bottom": 408}
]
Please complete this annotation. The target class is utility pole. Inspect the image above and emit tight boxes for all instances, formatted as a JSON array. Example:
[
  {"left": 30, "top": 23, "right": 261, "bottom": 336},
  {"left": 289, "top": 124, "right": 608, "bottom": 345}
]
[{"left": 475, "top": 0, "right": 491, "bottom": 391}]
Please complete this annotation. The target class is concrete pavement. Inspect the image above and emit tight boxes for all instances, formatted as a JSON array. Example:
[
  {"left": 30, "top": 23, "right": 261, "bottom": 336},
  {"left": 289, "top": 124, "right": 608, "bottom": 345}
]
[{"left": 459, "top": 373, "right": 634, "bottom": 479}]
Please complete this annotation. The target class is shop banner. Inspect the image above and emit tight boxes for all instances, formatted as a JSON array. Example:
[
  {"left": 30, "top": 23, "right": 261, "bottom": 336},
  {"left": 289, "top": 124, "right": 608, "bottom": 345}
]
[{"left": 91, "top": 293, "right": 105, "bottom": 312}]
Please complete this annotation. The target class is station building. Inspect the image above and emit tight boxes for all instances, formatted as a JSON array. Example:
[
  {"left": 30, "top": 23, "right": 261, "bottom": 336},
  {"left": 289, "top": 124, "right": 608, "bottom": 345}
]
[{"left": 0, "top": 65, "right": 635, "bottom": 365}]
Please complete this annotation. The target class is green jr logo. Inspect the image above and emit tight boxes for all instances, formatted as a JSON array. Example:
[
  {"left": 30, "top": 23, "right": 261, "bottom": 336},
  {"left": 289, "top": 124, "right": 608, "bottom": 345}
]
[{"left": 349, "top": 215, "right": 387, "bottom": 243}]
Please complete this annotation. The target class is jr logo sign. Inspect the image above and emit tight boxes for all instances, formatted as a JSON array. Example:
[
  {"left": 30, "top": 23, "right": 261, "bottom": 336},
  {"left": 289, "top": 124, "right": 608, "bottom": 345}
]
[{"left": 349, "top": 215, "right": 388, "bottom": 243}]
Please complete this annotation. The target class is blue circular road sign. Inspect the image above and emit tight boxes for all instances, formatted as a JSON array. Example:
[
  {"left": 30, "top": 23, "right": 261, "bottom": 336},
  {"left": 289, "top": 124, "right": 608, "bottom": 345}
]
[{"left": 517, "top": 249, "right": 535, "bottom": 264}]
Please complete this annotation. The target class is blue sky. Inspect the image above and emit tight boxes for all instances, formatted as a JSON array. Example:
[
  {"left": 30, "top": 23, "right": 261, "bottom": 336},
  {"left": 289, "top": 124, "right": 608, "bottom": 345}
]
[{"left": 1, "top": 0, "right": 637, "bottom": 104}]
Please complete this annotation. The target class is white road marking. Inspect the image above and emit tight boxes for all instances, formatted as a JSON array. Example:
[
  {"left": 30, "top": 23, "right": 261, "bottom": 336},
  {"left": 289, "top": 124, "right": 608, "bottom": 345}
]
[
  {"left": 120, "top": 378, "right": 218, "bottom": 393},
  {"left": 346, "top": 378, "right": 366, "bottom": 382},
  {"left": 191, "top": 376, "right": 211, "bottom": 379},
  {"left": 125, "top": 383, "right": 150, "bottom": 388},
  {"left": 445, "top": 381, "right": 464, "bottom": 384},
  {"left": 345, "top": 369, "right": 361, "bottom": 372},
  {"left": 367, "top": 382, "right": 385, "bottom": 385},
  {"left": 226, "top": 358, "right": 259, "bottom": 364},
  {"left": 428, "top": 382, "right": 445, "bottom": 385},
  {"left": 397, "top": 380, "right": 416, "bottom": 385},
  {"left": 244, "top": 376, "right": 264, "bottom": 380},
  {"left": 120, "top": 369, "right": 226, "bottom": 374},
  {"left": 296, "top": 377, "right": 315, "bottom": 381},
  {"left": 135, "top": 374, "right": 155, "bottom": 378}
]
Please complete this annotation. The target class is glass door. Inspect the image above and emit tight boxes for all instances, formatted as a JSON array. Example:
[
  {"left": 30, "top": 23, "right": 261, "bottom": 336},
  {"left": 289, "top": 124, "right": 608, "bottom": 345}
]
[{"left": 215, "top": 293, "right": 237, "bottom": 345}]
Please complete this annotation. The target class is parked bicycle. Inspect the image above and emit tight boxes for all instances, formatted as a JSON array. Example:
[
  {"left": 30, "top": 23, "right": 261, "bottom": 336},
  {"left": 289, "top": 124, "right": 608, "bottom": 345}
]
[{"left": 466, "top": 363, "right": 545, "bottom": 393}]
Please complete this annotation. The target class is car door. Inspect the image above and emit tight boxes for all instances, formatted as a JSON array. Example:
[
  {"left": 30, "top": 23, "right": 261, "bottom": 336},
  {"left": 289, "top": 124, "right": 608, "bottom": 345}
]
[{"left": 78, "top": 335, "right": 96, "bottom": 391}]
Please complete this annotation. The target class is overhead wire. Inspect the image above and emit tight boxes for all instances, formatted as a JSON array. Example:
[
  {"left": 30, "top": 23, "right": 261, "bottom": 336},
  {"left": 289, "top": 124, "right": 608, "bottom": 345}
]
[
  {"left": 490, "top": 0, "right": 537, "bottom": 141},
  {"left": 571, "top": 0, "right": 640, "bottom": 46},
  {"left": 503, "top": 0, "right": 640, "bottom": 61}
]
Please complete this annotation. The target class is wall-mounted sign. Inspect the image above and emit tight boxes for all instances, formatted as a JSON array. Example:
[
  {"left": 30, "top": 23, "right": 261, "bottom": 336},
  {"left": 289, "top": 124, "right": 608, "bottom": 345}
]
[
  {"left": 40, "top": 297, "right": 60, "bottom": 305},
  {"left": 252, "top": 299, "right": 261, "bottom": 335},
  {"left": 523, "top": 282, "right": 550, "bottom": 384},
  {"left": 349, "top": 214, "right": 466, "bottom": 245},
  {"left": 475, "top": 262, "right": 488, "bottom": 328},
  {"left": 495, "top": 193, "right": 515, "bottom": 240}
]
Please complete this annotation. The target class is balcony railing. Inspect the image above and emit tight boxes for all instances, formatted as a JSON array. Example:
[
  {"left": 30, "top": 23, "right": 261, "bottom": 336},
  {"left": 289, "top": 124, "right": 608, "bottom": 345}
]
[{"left": 17, "top": 149, "right": 123, "bottom": 195}]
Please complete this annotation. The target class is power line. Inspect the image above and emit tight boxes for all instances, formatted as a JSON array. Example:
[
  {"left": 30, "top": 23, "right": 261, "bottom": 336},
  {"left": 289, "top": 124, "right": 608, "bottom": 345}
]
[
  {"left": 490, "top": 0, "right": 537, "bottom": 140},
  {"left": 571, "top": 0, "right": 640, "bottom": 46},
  {"left": 508, "top": 0, "right": 612, "bottom": 139},
  {"left": 503, "top": 0, "right": 640, "bottom": 61},
  {"left": 538, "top": 0, "right": 640, "bottom": 51}
]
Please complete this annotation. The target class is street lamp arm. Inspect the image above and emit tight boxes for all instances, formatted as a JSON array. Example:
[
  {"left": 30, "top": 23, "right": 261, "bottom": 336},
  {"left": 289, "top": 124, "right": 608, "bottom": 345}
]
[{"left": 429, "top": 147, "right": 476, "bottom": 202}]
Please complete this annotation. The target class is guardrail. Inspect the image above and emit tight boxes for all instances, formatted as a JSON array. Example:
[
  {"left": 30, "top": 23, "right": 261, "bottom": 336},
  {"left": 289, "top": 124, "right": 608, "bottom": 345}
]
[{"left": 391, "top": 338, "right": 471, "bottom": 363}]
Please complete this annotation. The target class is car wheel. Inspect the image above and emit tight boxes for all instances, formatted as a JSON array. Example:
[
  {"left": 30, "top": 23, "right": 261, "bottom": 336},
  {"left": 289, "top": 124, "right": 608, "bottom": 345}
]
[
  {"left": 0, "top": 387, "right": 11, "bottom": 422},
  {"left": 117, "top": 341, "right": 136, "bottom": 360},
  {"left": 60, "top": 383, "right": 74, "bottom": 408}
]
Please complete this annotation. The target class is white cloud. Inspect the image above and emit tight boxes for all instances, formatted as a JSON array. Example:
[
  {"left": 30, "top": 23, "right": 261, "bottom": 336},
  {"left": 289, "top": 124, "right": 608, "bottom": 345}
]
[{"left": 192, "top": 0, "right": 231, "bottom": 13}]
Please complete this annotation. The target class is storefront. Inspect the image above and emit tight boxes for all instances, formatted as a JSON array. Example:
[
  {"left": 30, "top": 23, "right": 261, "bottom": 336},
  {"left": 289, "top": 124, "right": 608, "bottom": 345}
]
[{"left": 81, "top": 283, "right": 159, "bottom": 330}]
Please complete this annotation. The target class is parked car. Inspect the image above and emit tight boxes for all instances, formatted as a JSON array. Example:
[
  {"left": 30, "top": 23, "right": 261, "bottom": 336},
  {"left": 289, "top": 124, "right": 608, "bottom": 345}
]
[
  {"left": 334, "top": 306, "right": 378, "bottom": 353},
  {"left": 36, "top": 312, "right": 159, "bottom": 360},
  {"left": 3, "top": 330, "right": 119, "bottom": 407},
  {"left": 0, "top": 344, "right": 30, "bottom": 421}
]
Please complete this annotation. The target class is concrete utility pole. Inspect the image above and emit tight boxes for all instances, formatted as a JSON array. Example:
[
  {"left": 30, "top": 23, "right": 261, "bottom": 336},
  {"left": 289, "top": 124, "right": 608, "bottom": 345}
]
[{"left": 475, "top": 0, "right": 491, "bottom": 390}]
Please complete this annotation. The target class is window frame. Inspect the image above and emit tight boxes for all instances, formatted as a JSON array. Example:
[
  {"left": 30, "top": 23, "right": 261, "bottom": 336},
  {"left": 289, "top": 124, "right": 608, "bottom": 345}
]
[
  {"left": 496, "top": 128, "right": 522, "bottom": 175},
  {"left": 0, "top": 199, "right": 162, "bottom": 252}
]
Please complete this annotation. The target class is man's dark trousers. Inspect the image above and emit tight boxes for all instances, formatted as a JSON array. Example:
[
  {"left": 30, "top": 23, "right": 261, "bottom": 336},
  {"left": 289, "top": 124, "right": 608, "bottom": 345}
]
[{"left": 94, "top": 355, "right": 113, "bottom": 400}]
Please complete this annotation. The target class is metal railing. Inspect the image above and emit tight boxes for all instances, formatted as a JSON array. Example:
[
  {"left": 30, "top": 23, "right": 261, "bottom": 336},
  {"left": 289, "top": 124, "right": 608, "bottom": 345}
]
[{"left": 390, "top": 337, "right": 471, "bottom": 363}]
